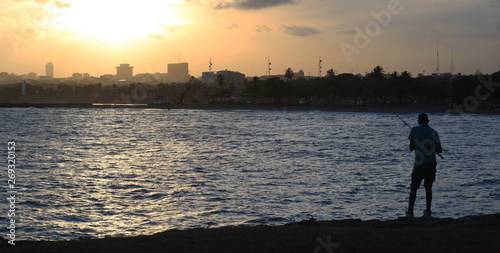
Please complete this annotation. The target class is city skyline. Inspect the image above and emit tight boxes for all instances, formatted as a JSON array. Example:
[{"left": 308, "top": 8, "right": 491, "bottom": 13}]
[{"left": 0, "top": 0, "right": 499, "bottom": 78}]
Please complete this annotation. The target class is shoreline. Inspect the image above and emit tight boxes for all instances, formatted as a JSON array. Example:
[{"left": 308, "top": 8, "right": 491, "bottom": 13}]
[
  {"left": 1, "top": 102, "right": 499, "bottom": 114},
  {"left": 2, "top": 213, "right": 499, "bottom": 252}
]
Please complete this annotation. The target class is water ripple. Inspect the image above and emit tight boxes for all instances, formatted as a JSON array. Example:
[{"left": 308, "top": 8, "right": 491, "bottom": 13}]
[{"left": 1, "top": 108, "right": 499, "bottom": 240}]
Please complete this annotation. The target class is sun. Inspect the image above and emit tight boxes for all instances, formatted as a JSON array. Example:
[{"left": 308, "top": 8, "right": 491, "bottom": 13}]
[{"left": 61, "top": 0, "right": 183, "bottom": 41}]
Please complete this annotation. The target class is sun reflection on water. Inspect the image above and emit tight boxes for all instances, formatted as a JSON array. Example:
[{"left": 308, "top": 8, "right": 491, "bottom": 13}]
[{"left": 1, "top": 108, "right": 499, "bottom": 240}]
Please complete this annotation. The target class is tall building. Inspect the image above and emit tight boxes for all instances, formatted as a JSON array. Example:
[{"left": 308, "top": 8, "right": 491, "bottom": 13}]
[
  {"left": 168, "top": 63, "right": 188, "bottom": 76},
  {"left": 72, "top": 73, "right": 83, "bottom": 80},
  {"left": 167, "top": 62, "right": 189, "bottom": 82},
  {"left": 202, "top": 72, "right": 217, "bottom": 84},
  {"left": 46, "top": 62, "right": 54, "bottom": 78},
  {"left": 116, "top": 64, "right": 134, "bottom": 80},
  {"left": 217, "top": 70, "right": 245, "bottom": 84},
  {"left": 202, "top": 70, "right": 245, "bottom": 84}
]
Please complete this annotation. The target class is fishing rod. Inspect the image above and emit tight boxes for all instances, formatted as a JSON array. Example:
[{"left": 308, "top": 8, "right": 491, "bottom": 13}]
[
  {"left": 394, "top": 112, "right": 412, "bottom": 129},
  {"left": 393, "top": 111, "right": 444, "bottom": 160},
  {"left": 364, "top": 88, "right": 444, "bottom": 160}
]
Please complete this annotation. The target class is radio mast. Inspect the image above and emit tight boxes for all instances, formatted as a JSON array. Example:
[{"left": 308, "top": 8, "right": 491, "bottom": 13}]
[
  {"left": 436, "top": 43, "right": 440, "bottom": 75},
  {"left": 450, "top": 48, "right": 454, "bottom": 75},
  {"left": 318, "top": 56, "right": 322, "bottom": 77},
  {"left": 267, "top": 56, "right": 271, "bottom": 76}
]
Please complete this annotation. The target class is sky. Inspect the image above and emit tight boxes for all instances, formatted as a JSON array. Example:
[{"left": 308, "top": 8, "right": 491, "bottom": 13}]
[{"left": 0, "top": 0, "right": 499, "bottom": 78}]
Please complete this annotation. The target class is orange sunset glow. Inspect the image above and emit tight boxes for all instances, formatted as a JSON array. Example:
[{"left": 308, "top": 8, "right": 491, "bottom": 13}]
[{"left": 0, "top": 0, "right": 499, "bottom": 78}]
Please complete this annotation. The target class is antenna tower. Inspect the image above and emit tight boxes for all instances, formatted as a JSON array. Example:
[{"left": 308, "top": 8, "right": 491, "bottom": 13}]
[
  {"left": 209, "top": 58, "right": 212, "bottom": 71},
  {"left": 436, "top": 43, "right": 440, "bottom": 75},
  {"left": 318, "top": 56, "right": 322, "bottom": 77},
  {"left": 451, "top": 48, "right": 454, "bottom": 75},
  {"left": 267, "top": 56, "right": 271, "bottom": 75}
]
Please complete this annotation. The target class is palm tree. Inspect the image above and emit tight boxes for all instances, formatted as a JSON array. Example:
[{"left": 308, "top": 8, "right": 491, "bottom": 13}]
[
  {"left": 216, "top": 74, "right": 225, "bottom": 86},
  {"left": 401, "top": 71, "right": 412, "bottom": 78},
  {"left": 284, "top": 68, "right": 294, "bottom": 81},
  {"left": 391, "top": 71, "right": 399, "bottom": 79},
  {"left": 372, "top": 65, "right": 385, "bottom": 79}
]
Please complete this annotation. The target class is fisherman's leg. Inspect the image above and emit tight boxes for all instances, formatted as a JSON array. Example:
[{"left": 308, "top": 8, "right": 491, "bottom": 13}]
[
  {"left": 408, "top": 187, "right": 417, "bottom": 214},
  {"left": 425, "top": 186, "right": 432, "bottom": 213},
  {"left": 423, "top": 164, "right": 436, "bottom": 213},
  {"left": 408, "top": 166, "right": 422, "bottom": 214}
]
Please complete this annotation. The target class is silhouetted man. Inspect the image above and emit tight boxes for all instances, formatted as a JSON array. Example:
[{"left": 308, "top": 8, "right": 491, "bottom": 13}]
[{"left": 406, "top": 113, "right": 442, "bottom": 218}]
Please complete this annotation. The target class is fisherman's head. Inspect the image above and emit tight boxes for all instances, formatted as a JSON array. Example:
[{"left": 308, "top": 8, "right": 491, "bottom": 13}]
[{"left": 418, "top": 113, "right": 429, "bottom": 125}]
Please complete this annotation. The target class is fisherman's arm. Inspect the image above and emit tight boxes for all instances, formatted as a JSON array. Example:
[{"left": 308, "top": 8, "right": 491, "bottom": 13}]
[
  {"left": 433, "top": 131, "right": 442, "bottom": 154},
  {"left": 409, "top": 139, "right": 415, "bottom": 152},
  {"left": 435, "top": 142, "right": 442, "bottom": 154}
]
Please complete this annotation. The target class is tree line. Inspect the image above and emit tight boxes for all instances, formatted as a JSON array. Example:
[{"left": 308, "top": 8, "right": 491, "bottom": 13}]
[
  {"left": 244, "top": 66, "right": 500, "bottom": 107},
  {"left": 1, "top": 66, "right": 499, "bottom": 109}
]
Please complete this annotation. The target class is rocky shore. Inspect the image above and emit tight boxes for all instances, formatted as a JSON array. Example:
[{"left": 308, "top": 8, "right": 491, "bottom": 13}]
[{"left": 2, "top": 213, "right": 499, "bottom": 252}]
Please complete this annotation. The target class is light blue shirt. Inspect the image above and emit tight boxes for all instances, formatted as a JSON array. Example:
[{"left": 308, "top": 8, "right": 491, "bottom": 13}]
[{"left": 408, "top": 124, "right": 440, "bottom": 165}]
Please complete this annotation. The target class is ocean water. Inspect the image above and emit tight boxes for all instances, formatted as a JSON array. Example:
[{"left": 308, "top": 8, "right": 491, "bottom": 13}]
[{"left": 0, "top": 107, "right": 499, "bottom": 240}]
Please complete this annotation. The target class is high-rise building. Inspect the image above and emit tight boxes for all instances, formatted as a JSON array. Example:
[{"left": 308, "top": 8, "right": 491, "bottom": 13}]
[
  {"left": 116, "top": 64, "right": 134, "bottom": 80},
  {"left": 168, "top": 63, "right": 188, "bottom": 76},
  {"left": 46, "top": 62, "right": 54, "bottom": 78},
  {"left": 167, "top": 62, "right": 189, "bottom": 82}
]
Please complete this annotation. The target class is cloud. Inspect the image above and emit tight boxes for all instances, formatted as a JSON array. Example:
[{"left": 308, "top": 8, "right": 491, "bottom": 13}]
[
  {"left": 55, "top": 28, "right": 86, "bottom": 41},
  {"left": 255, "top": 25, "right": 272, "bottom": 33},
  {"left": 280, "top": 24, "right": 321, "bottom": 36},
  {"left": 497, "top": 21, "right": 500, "bottom": 33},
  {"left": 34, "top": 0, "right": 51, "bottom": 4},
  {"left": 147, "top": 25, "right": 179, "bottom": 41},
  {"left": 54, "top": 1, "right": 71, "bottom": 8},
  {"left": 160, "top": 25, "right": 179, "bottom": 33},
  {"left": 147, "top": 34, "right": 167, "bottom": 40},
  {"left": 336, "top": 29, "right": 356, "bottom": 35},
  {"left": 228, "top": 23, "right": 242, "bottom": 30},
  {"left": 12, "top": 0, "right": 69, "bottom": 7},
  {"left": 215, "top": 0, "right": 294, "bottom": 10}
]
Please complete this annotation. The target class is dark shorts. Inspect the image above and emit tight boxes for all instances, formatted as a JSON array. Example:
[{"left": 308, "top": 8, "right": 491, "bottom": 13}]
[{"left": 411, "top": 163, "right": 436, "bottom": 189}]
